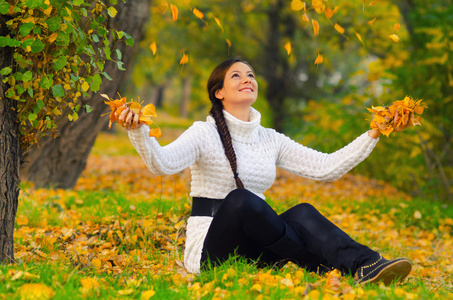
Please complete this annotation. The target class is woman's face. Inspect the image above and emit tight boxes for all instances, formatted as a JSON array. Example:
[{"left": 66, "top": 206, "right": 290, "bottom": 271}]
[{"left": 215, "top": 62, "right": 258, "bottom": 110}]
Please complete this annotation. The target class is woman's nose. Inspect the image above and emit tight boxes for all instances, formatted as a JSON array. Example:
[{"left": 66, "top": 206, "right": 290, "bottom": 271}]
[{"left": 242, "top": 76, "right": 250, "bottom": 83}]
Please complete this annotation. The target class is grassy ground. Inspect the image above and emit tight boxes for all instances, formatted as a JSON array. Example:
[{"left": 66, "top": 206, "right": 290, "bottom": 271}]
[{"left": 2, "top": 125, "right": 453, "bottom": 299}]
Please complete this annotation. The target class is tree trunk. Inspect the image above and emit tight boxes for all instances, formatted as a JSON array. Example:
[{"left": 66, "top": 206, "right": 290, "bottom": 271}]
[
  {"left": 20, "top": 0, "right": 152, "bottom": 189},
  {"left": 0, "top": 15, "right": 20, "bottom": 264},
  {"left": 261, "top": 0, "right": 295, "bottom": 133}
]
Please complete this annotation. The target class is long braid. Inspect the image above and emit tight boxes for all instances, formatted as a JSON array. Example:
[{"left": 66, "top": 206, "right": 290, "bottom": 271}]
[
  {"left": 210, "top": 100, "right": 245, "bottom": 189},
  {"left": 208, "top": 57, "right": 252, "bottom": 189}
]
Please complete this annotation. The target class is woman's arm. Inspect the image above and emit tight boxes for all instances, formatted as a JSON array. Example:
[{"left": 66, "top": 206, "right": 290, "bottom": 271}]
[{"left": 275, "top": 130, "right": 379, "bottom": 181}]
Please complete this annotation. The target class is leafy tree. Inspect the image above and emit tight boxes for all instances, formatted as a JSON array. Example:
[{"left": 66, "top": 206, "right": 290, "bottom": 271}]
[{"left": 0, "top": 0, "right": 136, "bottom": 263}]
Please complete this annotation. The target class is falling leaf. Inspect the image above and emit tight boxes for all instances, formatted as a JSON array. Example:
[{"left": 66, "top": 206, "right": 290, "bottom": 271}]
[
  {"left": 314, "top": 52, "right": 323, "bottom": 65},
  {"left": 170, "top": 4, "right": 178, "bottom": 21},
  {"left": 284, "top": 41, "right": 292, "bottom": 55},
  {"left": 334, "top": 23, "right": 345, "bottom": 34},
  {"left": 193, "top": 8, "right": 203, "bottom": 19},
  {"left": 368, "top": 17, "right": 376, "bottom": 26},
  {"left": 214, "top": 17, "right": 224, "bottom": 33},
  {"left": 324, "top": 6, "right": 338, "bottom": 19},
  {"left": 312, "top": 19, "right": 320, "bottom": 36},
  {"left": 180, "top": 53, "right": 189, "bottom": 65},
  {"left": 355, "top": 32, "right": 365, "bottom": 46},
  {"left": 312, "top": 0, "right": 325, "bottom": 14},
  {"left": 291, "top": 0, "right": 305, "bottom": 11},
  {"left": 302, "top": 13, "right": 310, "bottom": 22},
  {"left": 394, "top": 23, "right": 401, "bottom": 32},
  {"left": 389, "top": 34, "right": 400, "bottom": 43},
  {"left": 369, "top": 0, "right": 380, "bottom": 5},
  {"left": 149, "top": 42, "right": 157, "bottom": 55},
  {"left": 17, "top": 283, "right": 55, "bottom": 300}
]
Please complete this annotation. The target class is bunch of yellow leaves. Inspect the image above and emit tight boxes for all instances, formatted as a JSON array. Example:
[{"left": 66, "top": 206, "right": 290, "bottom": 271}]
[
  {"left": 367, "top": 96, "right": 426, "bottom": 137},
  {"left": 101, "top": 94, "right": 162, "bottom": 138}
]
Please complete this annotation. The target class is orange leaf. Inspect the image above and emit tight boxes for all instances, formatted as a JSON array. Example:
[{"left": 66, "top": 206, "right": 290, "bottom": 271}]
[
  {"left": 334, "top": 23, "right": 345, "bottom": 34},
  {"left": 193, "top": 8, "right": 203, "bottom": 19},
  {"left": 394, "top": 23, "right": 401, "bottom": 32},
  {"left": 149, "top": 42, "right": 157, "bottom": 55},
  {"left": 314, "top": 52, "right": 323, "bottom": 65},
  {"left": 180, "top": 53, "right": 189, "bottom": 65},
  {"left": 284, "top": 41, "right": 292, "bottom": 55},
  {"left": 369, "top": 0, "right": 380, "bottom": 5},
  {"left": 214, "top": 17, "right": 224, "bottom": 33},
  {"left": 312, "top": 19, "right": 320, "bottom": 36},
  {"left": 312, "top": 0, "right": 325, "bottom": 14},
  {"left": 149, "top": 127, "right": 162, "bottom": 138},
  {"left": 170, "top": 4, "right": 178, "bottom": 21},
  {"left": 324, "top": 6, "right": 338, "bottom": 19},
  {"left": 302, "top": 13, "right": 310, "bottom": 22},
  {"left": 368, "top": 17, "right": 376, "bottom": 26}
]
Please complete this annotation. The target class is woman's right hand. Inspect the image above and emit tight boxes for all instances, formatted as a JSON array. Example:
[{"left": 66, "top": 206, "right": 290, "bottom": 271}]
[{"left": 116, "top": 105, "right": 143, "bottom": 131}]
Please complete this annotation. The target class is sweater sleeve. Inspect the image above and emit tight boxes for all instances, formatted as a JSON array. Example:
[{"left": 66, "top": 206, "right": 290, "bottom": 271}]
[
  {"left": 275, "top": 131, "right": 379, "bottom": 181},
  {"left": 128, "top": 124, "right": 202, "bottom": 175}
]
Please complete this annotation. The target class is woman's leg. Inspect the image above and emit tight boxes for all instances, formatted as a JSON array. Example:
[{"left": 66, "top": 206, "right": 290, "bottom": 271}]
[
  {"left": 279, "top": 203, "right": 379, "bottom": 274},
  {"left": 201, "top": 189, "right": 330, "bottom": 271}
]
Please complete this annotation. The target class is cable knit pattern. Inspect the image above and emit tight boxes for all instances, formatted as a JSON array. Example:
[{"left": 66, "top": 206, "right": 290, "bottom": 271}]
[{"left": 128, "top": 107, "right": 379, "bottom": 274}]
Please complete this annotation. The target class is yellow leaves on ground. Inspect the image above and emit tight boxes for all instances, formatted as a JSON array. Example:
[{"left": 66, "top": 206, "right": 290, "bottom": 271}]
[
  {"left": 367, "top": 96, "right": 427, "bottom": 137},
  {"left": 17, "top": 283, "right": 55, "bottom": 300},
  {"left": 101, "top": 94, "right": 162, "bottom": 138}
]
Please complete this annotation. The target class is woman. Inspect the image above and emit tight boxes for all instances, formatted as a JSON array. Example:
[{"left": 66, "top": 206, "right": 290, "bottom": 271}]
[{"left": 118, "top": 57, "right": 412, "bottom": 285}]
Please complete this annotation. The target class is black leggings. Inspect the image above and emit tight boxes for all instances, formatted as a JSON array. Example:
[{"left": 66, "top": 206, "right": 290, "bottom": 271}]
[{"left": 200, "top": 189, "right": 379, "bottom": 274}]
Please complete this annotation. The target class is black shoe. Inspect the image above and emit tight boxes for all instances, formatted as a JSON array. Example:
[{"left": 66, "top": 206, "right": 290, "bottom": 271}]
[{"left": 354, "top": 255, "right": 412, "bottom": 285}]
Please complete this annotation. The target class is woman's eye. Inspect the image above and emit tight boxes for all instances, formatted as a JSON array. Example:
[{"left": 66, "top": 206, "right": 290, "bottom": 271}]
[
  {"left": 232, "top": 74, "right": 239, "bottom": 78},
  {"left": 248, "top": 74, "right": 255, "bottom": 78}
]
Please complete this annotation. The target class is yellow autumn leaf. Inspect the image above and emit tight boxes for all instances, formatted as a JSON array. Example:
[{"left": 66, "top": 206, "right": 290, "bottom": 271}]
[
  {"left": 81, "top": 81, "right": 90, "bottom": 92},
  {"left": 17, "top": 283, "right": 55, "bottom": 300},
  {"left": 141, "top": 290, "right": 156, "bottom": 300},
  {"left": 107, "top": 6, "right": 117, "bottom": 18},
  {"left": 314, "top": 52, "right": 323, "bottom": 65},
  {"left": 193, "top": 8, "right": 203, "bottom": 19},
  {"left": 394, "top": 23, "right": 401, "bottom": 32},
  {"left": 48, "top": 33, "right": 58, "bottom": 43},
  {"left": 91, "top": 257, "right": 102, "bottom": 269},
  {"left": 149, "top": 42, "right": 157, "bottom": 55},
  {"left": 324, "top": 6, "right": 338, "bottom": 19},
  {"left": 291, "top": 0, "right": 305, "bottom": 11},
  {"left": 312, "top": 0, "right": 325, "bottom": 13},
  {"left": 302, "top": 13, "right": 310, "bottom": 22},
  {"left": 312, "top": 19, "right": 320, "bottom": 36},
  {"left": 170, "top": 4, "right": 178, "bottom": 21},
  {"left": 389, "top": 34, "right": 400, "bottom": 42},
  {"left": 368, "top": 17, "right": 376, "bottom": 26},
  {"left": 334, "top": 23, "right": 345, "bottom": 34},
  {"left": 180, "top": 53, "right": 189, "bottom": 65},
  {"left": 80, "top": 277, "right": 99, "bottom": 290},
  {"left": 355, "top": 32, "right": 365, "bottom": 46},
  {"left": 369, "top": 0, "right": 380, "bottom": 5},
  {"left": 16, "top": 215, "right": 29, "bottom": 226},
  {"left": 284, "top": 41, "right": 292, "bottom": 55},
  {"left": 214, "top": 17, "right": 224, "bottom": 33}
]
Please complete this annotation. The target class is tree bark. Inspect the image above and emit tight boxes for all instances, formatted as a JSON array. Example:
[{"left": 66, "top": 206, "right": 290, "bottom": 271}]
[
  {"left": 0, "top": 15, "right": 20, "bottom": 264},
  {"left": 261, "top": 0, "right": 295, "bottom": 133},
  {"left": 20, "top": 0, "right": 152, "bottom": 189}
]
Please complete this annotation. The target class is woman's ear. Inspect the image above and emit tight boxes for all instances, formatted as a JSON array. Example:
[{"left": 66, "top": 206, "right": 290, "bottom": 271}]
[{"left": 215, "top": 88, "right": 224, "bottom": 100}]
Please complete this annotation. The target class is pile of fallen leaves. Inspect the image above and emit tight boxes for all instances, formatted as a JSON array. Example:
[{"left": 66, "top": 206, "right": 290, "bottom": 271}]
[
  {"left": 367, "top": 96, "right": 427, "bottom": 137},
  {"left": 102, "top": 94, "right": 162, "bottom": 138}
]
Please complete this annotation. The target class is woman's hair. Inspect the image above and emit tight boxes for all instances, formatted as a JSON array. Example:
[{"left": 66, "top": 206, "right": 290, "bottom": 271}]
[{"left": 207, "top": 57, "right": 253, "bottom": 189}]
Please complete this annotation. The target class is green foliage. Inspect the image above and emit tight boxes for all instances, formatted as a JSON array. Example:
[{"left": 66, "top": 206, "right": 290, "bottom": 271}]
[{"left": 0, "top": 0, "right": 132, "bottom": 151}]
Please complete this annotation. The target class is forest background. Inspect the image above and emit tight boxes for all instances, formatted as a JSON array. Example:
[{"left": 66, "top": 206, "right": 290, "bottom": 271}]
[{"left": 1, "top": 0, "right": 453, "bottom": 298}]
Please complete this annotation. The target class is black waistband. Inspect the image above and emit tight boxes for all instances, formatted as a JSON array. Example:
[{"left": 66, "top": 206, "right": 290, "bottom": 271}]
[{"left": 191, "top": 197, "right": 224, "bottom": 217}]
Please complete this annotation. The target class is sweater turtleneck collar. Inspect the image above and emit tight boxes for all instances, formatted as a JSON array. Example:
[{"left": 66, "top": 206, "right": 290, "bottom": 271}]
[{"left": 207, "top": 107, "right": 261, "bottom": 143}]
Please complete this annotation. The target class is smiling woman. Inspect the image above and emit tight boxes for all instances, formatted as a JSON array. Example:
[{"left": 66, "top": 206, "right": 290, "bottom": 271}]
[{"left": 117, "top": 57, "right": 412, "bottom": 286}]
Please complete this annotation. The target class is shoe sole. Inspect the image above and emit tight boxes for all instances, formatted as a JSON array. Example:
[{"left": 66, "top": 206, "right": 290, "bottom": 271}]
[{"left": 360, "top": 259, "right": 412, "bottom": 286}]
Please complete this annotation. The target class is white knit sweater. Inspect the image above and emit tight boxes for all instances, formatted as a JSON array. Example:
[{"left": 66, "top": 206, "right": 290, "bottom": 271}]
[{"left": 128, "top": 107, "right": 379, "bottom": 273}]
